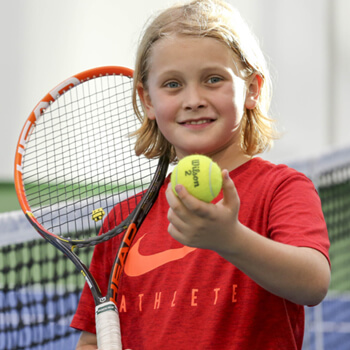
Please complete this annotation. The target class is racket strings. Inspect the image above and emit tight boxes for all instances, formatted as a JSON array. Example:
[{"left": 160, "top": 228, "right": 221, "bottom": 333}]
[{"left": 21, "top": 73, "right": 157, "bottom": 242}]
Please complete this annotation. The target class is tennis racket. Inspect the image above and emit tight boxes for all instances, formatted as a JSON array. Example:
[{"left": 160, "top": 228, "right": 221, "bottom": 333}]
[{"left": 14, "top": 66, "right": 169, "bottom": 349}]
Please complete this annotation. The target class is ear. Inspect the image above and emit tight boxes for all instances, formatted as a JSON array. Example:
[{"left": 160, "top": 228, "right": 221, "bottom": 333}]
[
  {"left": 137, "top": 83, "right": 156, "bottom": 120},
  {"left": 245, "top": 74, "right": 262, "bottom": 110}
]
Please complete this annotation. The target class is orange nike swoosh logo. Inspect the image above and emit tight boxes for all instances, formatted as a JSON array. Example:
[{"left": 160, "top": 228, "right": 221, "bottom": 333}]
[{"left": 124, "top": 234, "right": 197, "bottom": 277}]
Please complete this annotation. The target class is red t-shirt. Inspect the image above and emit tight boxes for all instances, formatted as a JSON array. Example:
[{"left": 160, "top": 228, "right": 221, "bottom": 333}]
[{"left": 71, "top": 158, "right": 330, "bottom": 350}]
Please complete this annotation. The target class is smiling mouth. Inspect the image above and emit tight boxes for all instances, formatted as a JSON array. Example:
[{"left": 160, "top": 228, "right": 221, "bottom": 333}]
[{"left": 180, "top": 119, "right": 214, "bottom": 125}]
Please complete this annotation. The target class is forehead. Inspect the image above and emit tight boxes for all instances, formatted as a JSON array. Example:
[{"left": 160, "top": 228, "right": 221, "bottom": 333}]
[{"left": 147, "top": 35, "right": 241, "bottom": 73}]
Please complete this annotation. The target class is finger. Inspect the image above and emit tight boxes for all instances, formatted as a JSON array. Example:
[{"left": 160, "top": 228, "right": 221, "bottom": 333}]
[
  {"left": 173, "top": 184, "right": 211, "bottom": 217},
  {"left": 165, "top": 182, "right": 181, "bottom": 207},
  {"left": 166, "top": 181, "right": 202, "bottom": 215},
  {"left": 221, "top": 169, "right": 239, "bottom": 208},
  {"left": 167, "top": 217, "right": 189, "bottom": 246},
  {"left": 166, "top": 184, "right": 211, "bottom": 242},
  {"left": 167, "top": 206, "right": 187, "bottom": 233},
  {"left": 165, "top": 183, "right": 194, "bottom": 219},
  {"left": 166, "top": 184, "right": 192, "bottom": 230}
]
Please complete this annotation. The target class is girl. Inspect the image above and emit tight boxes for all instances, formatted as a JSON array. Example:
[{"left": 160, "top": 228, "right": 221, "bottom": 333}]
[{"left": 72, "top": 1, "right": 330, "bottom": 349}]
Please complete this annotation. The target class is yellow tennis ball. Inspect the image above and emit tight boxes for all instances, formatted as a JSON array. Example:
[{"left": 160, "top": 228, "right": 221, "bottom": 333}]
[{"left": 171, "top": 155, "right": 222, "bottom": 202}]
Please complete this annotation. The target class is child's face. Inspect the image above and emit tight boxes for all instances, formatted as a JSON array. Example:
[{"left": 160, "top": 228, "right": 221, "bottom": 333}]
[{"left": 139, "top": 35, "right": 257, "bottom": 161}]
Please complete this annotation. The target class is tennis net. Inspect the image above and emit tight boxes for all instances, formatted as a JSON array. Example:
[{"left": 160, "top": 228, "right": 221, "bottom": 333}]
[
  {"left": 0, "top": 212, "right": 93, "bottom": 349},
  {"left": 291, "top": 147, "right": 350, "bottom": 350},
  {"left": 1, "top": 146, "right": 350, "bottom": 349}
]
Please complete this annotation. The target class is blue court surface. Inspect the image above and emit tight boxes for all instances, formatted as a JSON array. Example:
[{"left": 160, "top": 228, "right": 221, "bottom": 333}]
[
  {"left": 303, "top": 292, "right": 350, "bottom": 350},
  {"left": 0, "top": 290, "right": 349, "bottom": 350},
  {"left": 0, "top": 289, "right": 81, "bottom": 350}
]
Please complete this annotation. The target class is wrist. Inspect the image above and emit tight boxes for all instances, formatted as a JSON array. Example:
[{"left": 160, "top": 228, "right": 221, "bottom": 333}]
[{"left": 215, "top": 220, "right": 248, "bottom": 258}]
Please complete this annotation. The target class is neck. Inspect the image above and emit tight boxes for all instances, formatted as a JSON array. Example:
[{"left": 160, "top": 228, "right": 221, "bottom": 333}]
[{"left": 210, "top": 149, "right": 252, "bottom": 172}]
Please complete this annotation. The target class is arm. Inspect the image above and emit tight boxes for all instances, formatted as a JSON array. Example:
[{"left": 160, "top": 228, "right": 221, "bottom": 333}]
[
  {"left": 76, "top": 331, "right": 97, "bottom": 350},
  {"left": 218, "top": 221, "right": 330, "bottom": 305},
  {"left": 165, "top": 170, "right": 330, "bottom": 306}
]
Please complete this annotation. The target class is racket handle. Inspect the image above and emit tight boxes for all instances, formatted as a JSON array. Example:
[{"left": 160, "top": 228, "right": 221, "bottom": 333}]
[{"left": 95, "top": 301, "right": 122, "bottom": 350}]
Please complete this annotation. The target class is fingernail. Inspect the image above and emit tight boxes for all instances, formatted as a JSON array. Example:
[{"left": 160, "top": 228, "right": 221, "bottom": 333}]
[{"left": 175, "top": 184, "right": 183, "bottom": 194}]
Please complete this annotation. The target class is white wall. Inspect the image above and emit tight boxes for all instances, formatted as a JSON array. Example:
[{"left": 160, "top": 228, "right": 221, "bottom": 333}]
[
  {"left": 256, "top": 0, "right": 350, "bottom": 164},
  {"left": 1, "top": 0, "right": 349, "bottom": 180}
]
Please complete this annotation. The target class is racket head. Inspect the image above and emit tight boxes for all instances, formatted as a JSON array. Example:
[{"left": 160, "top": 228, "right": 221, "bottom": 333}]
[{"left": 14, "top": 66, "right": 166, "bottom": 247}]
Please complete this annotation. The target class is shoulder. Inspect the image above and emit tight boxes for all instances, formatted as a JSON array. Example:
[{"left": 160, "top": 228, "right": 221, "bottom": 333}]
[
  {"left": 247, "top": 157, "right": 306, "bottom": 177},
  {"left": 232, "top": 157, "right": 313, "bottom": 188},
  {"left": 231, "top": 157, "right": 322, "bottom": 214}
]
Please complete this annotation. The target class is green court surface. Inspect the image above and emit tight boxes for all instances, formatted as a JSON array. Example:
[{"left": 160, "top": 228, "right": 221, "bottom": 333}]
[
  {"left": 318, "top": 181, "right": 350, "bottom": 292},
  {"left": 0, "top": 238, "right": 94, "bottom": 289},
  {"left": 0, "top": 182, "right": 21, "bottom": 213},
  {"left": 0, "top": 180, "right": 139, "bottom": 213}
]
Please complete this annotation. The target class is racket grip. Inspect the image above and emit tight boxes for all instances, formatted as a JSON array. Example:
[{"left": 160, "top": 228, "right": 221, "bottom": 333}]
[{"left": 95, "top": 301, "right": 122, "bottom": 350}]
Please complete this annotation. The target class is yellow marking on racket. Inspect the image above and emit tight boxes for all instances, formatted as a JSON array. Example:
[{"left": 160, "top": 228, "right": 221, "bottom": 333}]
[
  {"left": 26, "top": 211, "right": 70, "bottom": 243},
  {"left": 92, "top": 208, "right": 105, "bottom": 222}
]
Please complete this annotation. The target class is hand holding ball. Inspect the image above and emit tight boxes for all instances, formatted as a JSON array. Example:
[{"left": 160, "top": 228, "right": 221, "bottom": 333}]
[{"left": 170, "top": 155, "right": 223, "bottom": 202}]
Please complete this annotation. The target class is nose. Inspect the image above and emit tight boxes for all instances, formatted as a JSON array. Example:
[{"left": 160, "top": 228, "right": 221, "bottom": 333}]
[{"left": 183, "top": 85, "right": 207, "bottom": 111}]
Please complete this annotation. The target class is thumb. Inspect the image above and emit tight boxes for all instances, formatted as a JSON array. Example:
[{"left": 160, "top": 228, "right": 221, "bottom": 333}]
[{"left": 221, "top": 169, "right": 240, "bottom": 208}]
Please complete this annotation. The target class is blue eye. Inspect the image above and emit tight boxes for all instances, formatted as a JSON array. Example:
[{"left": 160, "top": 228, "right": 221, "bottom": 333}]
[
  {"left": 165, "top": 81, "right": 180, "bottom": 88},
  {"left": 208, "top": 76, "right": 222, "bottom": 84}
]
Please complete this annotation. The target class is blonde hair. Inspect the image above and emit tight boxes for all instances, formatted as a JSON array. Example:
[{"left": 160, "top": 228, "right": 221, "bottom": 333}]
[{"left": 132, "top": 0, "right": 278, "bottom": 162}]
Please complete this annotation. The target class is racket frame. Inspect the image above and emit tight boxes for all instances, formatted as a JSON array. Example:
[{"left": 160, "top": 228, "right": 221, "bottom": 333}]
[
  {"left": 14, "top": 66, "right": 170, "bottom": 347},
  {"left": 14, "top": 66, "right": 134, "bottom": 245}
]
